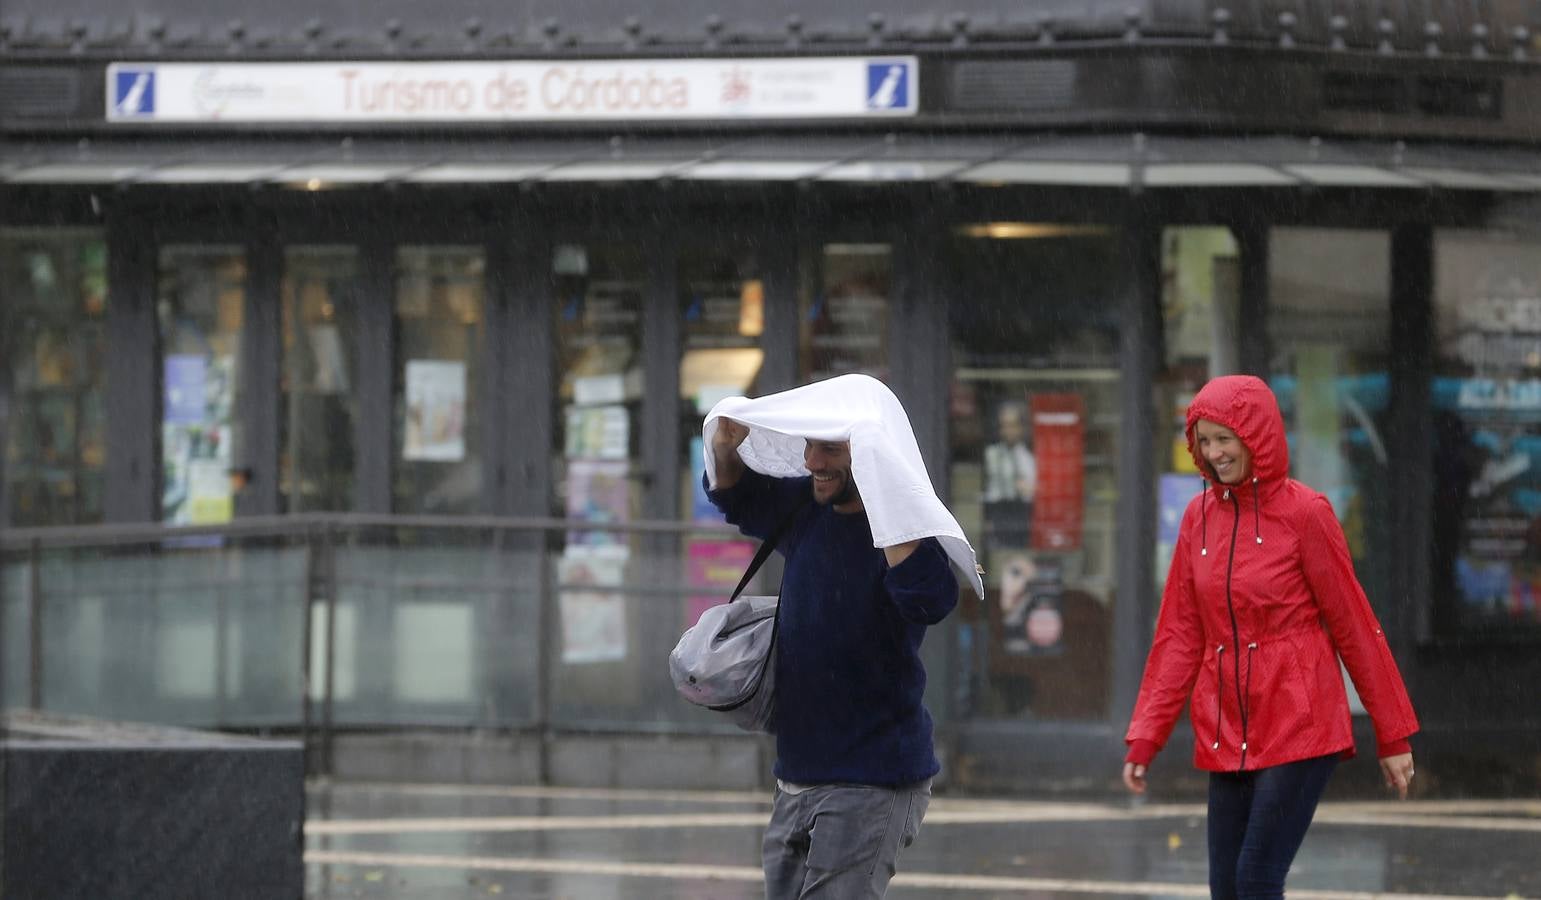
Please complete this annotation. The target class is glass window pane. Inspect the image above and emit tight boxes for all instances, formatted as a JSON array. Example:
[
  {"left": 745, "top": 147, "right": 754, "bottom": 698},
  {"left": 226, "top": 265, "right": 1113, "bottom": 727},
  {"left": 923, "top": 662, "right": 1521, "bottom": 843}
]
[
  {"left": 550, "top": 242, "right": 646, "bottom": 721},
  {"left": 159, "top": 245, "right": 245, "bottom": 525},
  {"left": 392, "top": 246, "right": 484, "bottom": 515},
  {"left": 679, "top": 246, "right": 766, "bottom": 520},
  {"left": 553, "top": 242, "right": 645, "bottom": 520},
  {"left": 1269, "top": 228, "right": 1391, "bottom": 709},
  {"left": 281, "top": 247, "right": 359, "bottom": 512},
  {"left": 1162, "top": 227, "right": 1241, "bottom": 379},
  {"left": 1433, "top": 230, "right": 1541, "bottom": 636},
  {"left": 946, "top": 223, "right": 1122, "bottom": 722},
  {"left": 800, "top": 244, "right": 890, "bottom": 383},
  {"left": 677, "top": 245, "right": 765, "bottom": 656},
  {"left": 1, "top": 229, "right": 109, "bottom": 527},
  {"left": 1154, "top": 226, "right": 1241, "bottom": 595}
]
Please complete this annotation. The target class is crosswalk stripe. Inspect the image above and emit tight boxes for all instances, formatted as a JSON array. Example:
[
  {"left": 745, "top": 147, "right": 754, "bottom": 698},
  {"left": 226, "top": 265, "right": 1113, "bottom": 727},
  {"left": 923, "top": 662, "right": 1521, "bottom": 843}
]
[
  {"left": 304, "top": 849, "right": 1512, "bottom": 899},
  {"left": 306, "top": 807, "right": 1541, "bottom": 836}
]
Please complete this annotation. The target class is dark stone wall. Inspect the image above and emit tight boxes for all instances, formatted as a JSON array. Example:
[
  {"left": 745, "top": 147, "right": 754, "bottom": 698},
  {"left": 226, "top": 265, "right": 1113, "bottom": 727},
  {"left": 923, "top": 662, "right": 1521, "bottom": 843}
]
[{"left": 2, "top": 717, "right": 304, "bottom": 899}]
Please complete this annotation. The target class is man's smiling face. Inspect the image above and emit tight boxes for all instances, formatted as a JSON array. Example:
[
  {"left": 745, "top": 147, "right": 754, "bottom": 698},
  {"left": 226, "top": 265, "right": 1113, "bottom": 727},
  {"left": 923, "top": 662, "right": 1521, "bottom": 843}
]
[{"left": 804, "top": 439, "right": 861, "bottom": 510}]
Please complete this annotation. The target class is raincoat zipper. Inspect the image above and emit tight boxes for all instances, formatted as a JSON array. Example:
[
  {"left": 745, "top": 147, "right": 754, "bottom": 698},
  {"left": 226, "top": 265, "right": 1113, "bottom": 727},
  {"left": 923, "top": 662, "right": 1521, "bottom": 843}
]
[{"left": 1224, "top": 490, "right": 1250, "bottom": 770}]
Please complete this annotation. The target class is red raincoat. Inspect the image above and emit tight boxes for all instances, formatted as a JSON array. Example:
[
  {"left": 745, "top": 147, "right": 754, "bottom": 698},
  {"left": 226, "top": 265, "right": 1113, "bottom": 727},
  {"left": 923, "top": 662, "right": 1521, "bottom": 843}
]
[{"left": 1126, "top": 375, "right": 1418, "bottom": 772}]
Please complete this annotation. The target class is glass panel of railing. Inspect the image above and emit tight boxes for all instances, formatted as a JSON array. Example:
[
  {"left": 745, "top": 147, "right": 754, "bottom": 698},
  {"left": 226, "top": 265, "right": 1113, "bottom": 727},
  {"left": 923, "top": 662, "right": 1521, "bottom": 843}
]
[
  {"left": 30, "top": 535, "right": 308, "bottom": 728},
  {"left": 2, "top": 552, "right": 31, "bottom": 708},
  {"left": 325, "top": 523, "right": 542, "bottom": 728},
  {"left": 548, "top": 521, "right": 771, "bottom": 731}
]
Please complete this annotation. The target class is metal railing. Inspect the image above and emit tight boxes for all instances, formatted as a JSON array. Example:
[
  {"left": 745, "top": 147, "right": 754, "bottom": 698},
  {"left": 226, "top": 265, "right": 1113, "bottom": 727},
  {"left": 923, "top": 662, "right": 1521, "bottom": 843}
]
[{"left": 0, "top": 513, "right": 765, "bottom": 776}]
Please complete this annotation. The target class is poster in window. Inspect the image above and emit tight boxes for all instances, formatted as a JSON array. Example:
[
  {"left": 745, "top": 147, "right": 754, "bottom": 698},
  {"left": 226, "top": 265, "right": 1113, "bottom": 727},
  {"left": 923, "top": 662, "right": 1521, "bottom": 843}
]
[
  {"left": 558, "top": 548, "right": 627, "bottom": 664},
  {"left": 1158, "top": 473, "right": 1205, "bottom": 581},
  {"left": 565, "top": 458, "right": 631, "bottom": 552},
  {"left": 403, "top": 360, "right": 466, "bottom": 462},
  {"left": 1434, "top": 247, "right": 1541, "bottom": 630},
  {"left": 162, "top": 353, "right": 234, "bottom": 526},
  {"left": 981, "top": 396, "right": 1035, "bottom": 551},
  {"left": 998, "top": 553, "right": 1064, "bottom": 656},
  {"left": 1030, "top": 393, "right": 1085, "bottom": 551},
  {"left": 684, "top": 539, "right": 756, "bottom": 628},
  {"left": 164, "top": 354, "right": 207, "bottom": 426},
  {"left": 564, "top": 404, "right": 629, "bottom": 459}
]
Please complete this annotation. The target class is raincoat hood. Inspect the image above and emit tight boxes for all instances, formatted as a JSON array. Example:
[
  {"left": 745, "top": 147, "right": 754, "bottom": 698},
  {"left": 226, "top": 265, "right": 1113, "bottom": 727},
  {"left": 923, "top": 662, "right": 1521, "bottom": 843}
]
[
  {"left": 702, "top": 374, "right": 984, "bottom": 599},
  {"left": 1185, "top": 375, "right": 1290, "bottom": 484}
]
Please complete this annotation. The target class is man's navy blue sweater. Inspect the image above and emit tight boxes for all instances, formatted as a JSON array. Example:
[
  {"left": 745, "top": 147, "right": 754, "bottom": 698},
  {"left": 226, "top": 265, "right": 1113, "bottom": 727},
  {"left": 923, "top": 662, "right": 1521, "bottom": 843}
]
[{"left": 706, "top": 470, "right": 958, "bottom": 786}]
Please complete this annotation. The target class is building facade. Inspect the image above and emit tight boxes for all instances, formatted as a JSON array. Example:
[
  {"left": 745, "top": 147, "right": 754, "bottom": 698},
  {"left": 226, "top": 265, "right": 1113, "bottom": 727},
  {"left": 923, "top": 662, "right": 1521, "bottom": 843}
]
[{"left": 4, "top": 0, "right": 1541, "bottom": 791}]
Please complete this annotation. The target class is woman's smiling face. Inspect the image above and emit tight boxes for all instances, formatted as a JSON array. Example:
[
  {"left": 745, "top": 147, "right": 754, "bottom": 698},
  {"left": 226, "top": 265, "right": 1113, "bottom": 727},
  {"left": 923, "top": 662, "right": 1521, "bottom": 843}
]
[{"left": 1193, "top": 418, "right": 1252, "bottom": 485}]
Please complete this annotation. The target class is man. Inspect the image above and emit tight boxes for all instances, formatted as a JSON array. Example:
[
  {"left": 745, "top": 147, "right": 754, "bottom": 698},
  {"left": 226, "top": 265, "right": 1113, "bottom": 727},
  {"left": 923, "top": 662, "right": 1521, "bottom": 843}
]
[{"left": 707, "top": 414, "right": 959, "bottom": 899}]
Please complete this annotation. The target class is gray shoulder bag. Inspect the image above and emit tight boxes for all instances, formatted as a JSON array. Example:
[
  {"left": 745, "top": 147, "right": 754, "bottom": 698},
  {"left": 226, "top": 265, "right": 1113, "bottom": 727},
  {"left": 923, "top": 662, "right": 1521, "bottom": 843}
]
[{"left": 668, "top": 498, "right": 807, "bottom": 734}]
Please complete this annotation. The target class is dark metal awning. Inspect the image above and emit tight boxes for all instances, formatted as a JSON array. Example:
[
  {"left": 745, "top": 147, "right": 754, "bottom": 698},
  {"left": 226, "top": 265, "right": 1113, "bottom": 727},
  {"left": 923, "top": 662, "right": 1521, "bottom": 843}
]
[{"left": 5, "top": 133, "right": 1541, "bottom": 191}]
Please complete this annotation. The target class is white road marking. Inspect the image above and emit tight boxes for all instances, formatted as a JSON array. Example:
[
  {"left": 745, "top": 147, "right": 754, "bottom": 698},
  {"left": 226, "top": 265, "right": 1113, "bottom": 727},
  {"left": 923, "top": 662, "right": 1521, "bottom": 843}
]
[
  {"left": 304, "top": 849, "right": 1513, "bottom": 900},
  {"left": 308, "top": 812, "right": 770, "bottom": 835},
  {"left": 307, "top": 805, "right": 1541, "bottom": 836},
  {"left": 315, "top": 781, "right": 1541, "bottom": 821},
  {"left": 317, "top": 779, "right": 770, "bottom": 806}
]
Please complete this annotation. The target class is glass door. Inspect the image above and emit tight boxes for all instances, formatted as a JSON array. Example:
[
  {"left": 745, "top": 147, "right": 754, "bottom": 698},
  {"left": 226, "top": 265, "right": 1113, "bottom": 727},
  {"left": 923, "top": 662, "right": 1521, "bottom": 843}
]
[
  {"left": 945, "top": 222, "right": 1123, "bottom": 722},
  {"left": 280, "top": 246, "right": 359, "bottom": 512}
]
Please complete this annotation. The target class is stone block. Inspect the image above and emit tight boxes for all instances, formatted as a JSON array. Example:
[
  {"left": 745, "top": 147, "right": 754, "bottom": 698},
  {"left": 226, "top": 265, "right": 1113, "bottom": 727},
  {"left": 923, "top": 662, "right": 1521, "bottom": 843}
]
[{"left": 2, "top": 711, "right": 304, "bottom": 899}]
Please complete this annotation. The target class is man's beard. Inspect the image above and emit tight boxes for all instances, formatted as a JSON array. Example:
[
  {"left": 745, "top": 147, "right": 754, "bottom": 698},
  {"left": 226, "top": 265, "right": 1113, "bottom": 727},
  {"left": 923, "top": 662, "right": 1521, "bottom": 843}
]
[{"left": 814, "top": 471, "right": 858, "bottom": 507}]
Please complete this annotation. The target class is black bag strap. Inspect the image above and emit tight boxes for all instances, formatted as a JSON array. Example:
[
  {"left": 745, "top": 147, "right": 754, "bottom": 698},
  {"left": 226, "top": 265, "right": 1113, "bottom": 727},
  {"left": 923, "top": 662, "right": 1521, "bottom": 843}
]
[
  {"left": 712, "top": 493, "right": 810, "bottom": 717},
  {"left": 728, "top": 494, "right": 811, "bottom": 603}
]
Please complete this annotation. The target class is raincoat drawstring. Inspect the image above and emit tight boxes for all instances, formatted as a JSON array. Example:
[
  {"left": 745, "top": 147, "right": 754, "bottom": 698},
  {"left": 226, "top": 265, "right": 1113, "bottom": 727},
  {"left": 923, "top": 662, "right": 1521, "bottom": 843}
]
[
  {"left": 1200, "top": 481, "right": 1209, "bottom": 556},
  {"left": 1242, "top": 642, "right": 1257, "bottom": 762},
  {"left": 1252, "top": 477, "right": 1263, "bottom": 545},
  {"left": 1212, "top": 644, "right": 1224, "bottom": 749}
]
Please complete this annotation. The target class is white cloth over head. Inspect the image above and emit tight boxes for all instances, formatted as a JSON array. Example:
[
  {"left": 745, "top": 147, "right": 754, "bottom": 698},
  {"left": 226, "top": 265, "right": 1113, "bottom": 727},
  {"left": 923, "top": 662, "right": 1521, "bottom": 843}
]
[{"left": 702, "top": 373, "right": 984, "bottom": 599}]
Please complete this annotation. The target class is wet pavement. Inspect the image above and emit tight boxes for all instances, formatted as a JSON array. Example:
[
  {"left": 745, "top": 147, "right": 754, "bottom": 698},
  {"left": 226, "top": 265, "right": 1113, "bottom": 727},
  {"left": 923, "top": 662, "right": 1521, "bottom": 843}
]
[{"left": 304, "top": 782, "right": 1541, "bottom": 899}]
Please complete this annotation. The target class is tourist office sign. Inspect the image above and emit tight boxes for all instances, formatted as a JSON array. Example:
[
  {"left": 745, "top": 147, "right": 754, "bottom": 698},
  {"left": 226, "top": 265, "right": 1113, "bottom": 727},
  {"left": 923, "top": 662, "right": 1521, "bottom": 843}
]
[{"left": 106, "top": 57, "right": 917, "bottom": 122}]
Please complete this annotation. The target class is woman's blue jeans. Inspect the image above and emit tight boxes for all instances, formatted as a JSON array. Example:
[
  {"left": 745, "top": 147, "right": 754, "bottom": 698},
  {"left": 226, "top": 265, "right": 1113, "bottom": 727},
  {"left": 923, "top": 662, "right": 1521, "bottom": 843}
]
[{"left": 1207, "top": 754, "right": 1338, "bottom": 900}]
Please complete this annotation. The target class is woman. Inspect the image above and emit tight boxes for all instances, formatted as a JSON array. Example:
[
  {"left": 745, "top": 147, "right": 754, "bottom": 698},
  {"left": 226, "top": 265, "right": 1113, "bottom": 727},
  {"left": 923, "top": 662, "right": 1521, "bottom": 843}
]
[{"left": 1123, "top": 375, "right": 1417, "bottom": 900}]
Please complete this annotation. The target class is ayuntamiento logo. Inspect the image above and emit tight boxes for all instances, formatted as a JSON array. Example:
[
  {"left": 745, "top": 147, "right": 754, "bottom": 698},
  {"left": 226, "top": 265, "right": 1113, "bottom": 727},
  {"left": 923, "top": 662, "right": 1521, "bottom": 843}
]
[
  {"left": 112, "top": 68, "right": 157, "bottom": 117},
  {"left": 865, "top": 61, "right": 911, "bottom": 111}
]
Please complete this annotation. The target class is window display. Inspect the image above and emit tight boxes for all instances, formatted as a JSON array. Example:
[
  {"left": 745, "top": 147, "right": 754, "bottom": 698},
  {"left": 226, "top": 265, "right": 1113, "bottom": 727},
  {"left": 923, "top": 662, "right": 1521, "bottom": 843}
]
[
  {"left": 281, "top": 247, "right": 358, "bottom": 512},
  {"left": 1, "top": 230, "right": 108, "bottom": 527},
  {"left": 1433, "top": 230, "right": 1541, "bottom": 635},
  {"left": 678, "top": 246, "right": 764, "bottom": 629},
  {"left": 391, "top": 246, "right": 483, "bottom": 514},
  {"left": 947, "top": 224, "right": 1121, "bottom": 721},
  {"left": 552, "top": 242, "right": 644, "bottom": 684},
  {"left": 1268, "top": 229, "right": 1392, "bottom": 618},
  {"left": 158, "top": 245, "right": 245, "bottom": 526},
  {"left": 799, "top": 244, "right": 890, "bottom": 384},
  {"left": 1154, "top": 227, "right": 1240, "bottom": 586}
]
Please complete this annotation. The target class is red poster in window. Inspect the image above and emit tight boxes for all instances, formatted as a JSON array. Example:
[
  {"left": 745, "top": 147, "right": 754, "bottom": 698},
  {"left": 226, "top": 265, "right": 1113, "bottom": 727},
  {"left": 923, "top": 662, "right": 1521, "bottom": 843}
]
[{"left": 1030, "top": 393, "right": 1085, "bottom": 551}]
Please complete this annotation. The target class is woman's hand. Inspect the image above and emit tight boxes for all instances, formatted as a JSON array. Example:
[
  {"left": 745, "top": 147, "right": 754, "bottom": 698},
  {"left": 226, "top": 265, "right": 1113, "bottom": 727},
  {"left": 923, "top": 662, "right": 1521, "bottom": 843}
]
[
  {"left": 1122, "top": 762, "right": 1147, "bottom": 795},
  {"left": 1379, "top": 752, "right": 1414, "bottom": 799}
]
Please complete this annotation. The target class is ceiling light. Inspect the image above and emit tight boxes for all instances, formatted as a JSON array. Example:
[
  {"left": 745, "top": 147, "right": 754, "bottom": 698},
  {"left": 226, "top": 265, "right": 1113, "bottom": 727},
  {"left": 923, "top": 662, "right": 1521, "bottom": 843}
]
[{"left": 955, "top": 223, "right": 1115, "bottom": 239}]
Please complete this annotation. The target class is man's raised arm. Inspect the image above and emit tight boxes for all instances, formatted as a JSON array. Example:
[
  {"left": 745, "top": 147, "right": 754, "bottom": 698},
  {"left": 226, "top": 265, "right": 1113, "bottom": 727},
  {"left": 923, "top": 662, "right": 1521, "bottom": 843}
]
[{"left": 711, "top": 418, "right": 749, "bottom": 490}]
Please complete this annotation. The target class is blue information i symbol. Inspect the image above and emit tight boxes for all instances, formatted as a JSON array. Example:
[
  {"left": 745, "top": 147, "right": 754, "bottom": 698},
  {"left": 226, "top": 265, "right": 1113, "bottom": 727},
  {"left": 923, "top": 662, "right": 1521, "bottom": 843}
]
[
  {"left": 114, "top": 69, "right": 156, "bottom": 116},
  {"left": 865, "top": 62, "right": 909, "bottom": 110}
]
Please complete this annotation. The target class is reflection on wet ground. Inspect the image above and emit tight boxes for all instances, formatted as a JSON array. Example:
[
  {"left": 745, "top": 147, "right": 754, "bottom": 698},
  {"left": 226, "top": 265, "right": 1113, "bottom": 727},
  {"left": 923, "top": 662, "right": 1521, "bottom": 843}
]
[{"left": 305, "top": 783, "right": 1541, "bottom": 899}]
